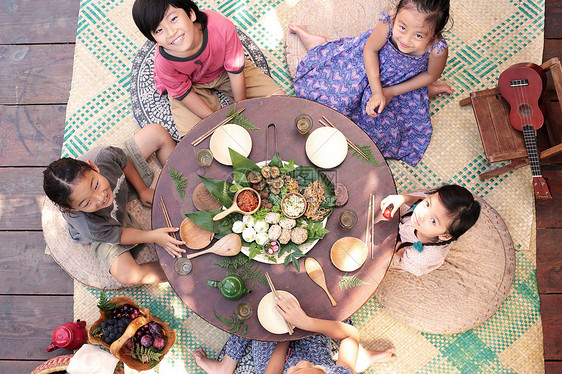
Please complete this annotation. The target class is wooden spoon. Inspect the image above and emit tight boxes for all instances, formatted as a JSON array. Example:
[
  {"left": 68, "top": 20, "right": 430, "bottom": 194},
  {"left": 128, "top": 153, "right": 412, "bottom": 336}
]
[
  {"left": 213, "top": 187, "right": 261, "bottom": 221},
  {"left": 186, "top": 233, "right": 242, "bottom": 259},
  {"left": 305, "top": 257, "right": 337, "bottom": 306}
]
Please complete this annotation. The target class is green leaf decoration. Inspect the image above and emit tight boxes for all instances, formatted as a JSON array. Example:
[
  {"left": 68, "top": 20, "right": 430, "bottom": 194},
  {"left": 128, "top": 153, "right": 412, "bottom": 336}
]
[
  {"left": 280, "top": 158, "right": 296, "bottom": 174},
  {"left": 168, "top": 166, "right": 188, "bottom": 200},
  {"left": 198, "top": 175, "right": 234, "bottom": 208},
  {"left": 349, "top": 144, "right": 382, "bottom": 167},
  {"left": 268, "top": 152, "right": 283, "bottom": 168},
  {"left": 185, "top": 209, "right": 235, "bottom": 238},
  {"left": 97, "top": 290, "right": 117, "bottom": 318},
  {"left": 227, "top": 104, "right": 260, "bottom": 130},
  {"left": 214, "top": 310, "right": 248, "bottom": 337},
  {"left": 229, "top": 148, "right": 262, "bottom": 175},
  {"left": 214, "top": 254, "right": 267, "bottom": 286},
  {"left": 91, "top": 326, "right": 103, "bottom": 337},
  {"left": 130, "top": 345, "right": 162, "bottom": 367},
  {"left": 339, "top": 273, "right": 370, "bottom": 291}
]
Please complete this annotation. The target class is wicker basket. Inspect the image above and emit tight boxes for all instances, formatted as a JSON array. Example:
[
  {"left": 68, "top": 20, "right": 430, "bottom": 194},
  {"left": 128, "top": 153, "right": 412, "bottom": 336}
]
[{"left": 88, "top": 296, "right": 176, "bottom": 370}]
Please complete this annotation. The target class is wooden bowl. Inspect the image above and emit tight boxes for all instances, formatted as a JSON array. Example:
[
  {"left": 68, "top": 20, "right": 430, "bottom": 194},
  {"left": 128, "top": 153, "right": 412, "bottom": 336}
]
[
  {"left": 330, "top": 237, "right": 368, "bottom": 272},
  {"left": 192, "top": 183, "right": 222, "bottom": 211},
  {"left": 257, "top": 290, "right": 299, "bottom": 334},
  {"left": 88, "top": 296, "right": 145, "bottom": 349},
  {"left": 180, "top": 217, "right": 214, "bottom": 250},
  {"left": 110, "top": 313, "right": 176, "bottom": 371},
  {"left": 212, "top": 187, "right": 261, "bottom": 221},
  {"left": 281, "top": 192, "right": 307, "bottom": 219}
]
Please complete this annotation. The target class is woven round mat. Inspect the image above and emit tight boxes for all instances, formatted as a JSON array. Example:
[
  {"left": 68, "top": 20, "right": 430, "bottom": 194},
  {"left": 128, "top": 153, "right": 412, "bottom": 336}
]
[
  {"left": 130, "top": 29, "right": 272, "bottom": 142},
  {"left": 285, "top": 0, "right": 391, "bottom": 78},
  {"left": 375, "top": 196, "right": 516, "bottom": 334}
]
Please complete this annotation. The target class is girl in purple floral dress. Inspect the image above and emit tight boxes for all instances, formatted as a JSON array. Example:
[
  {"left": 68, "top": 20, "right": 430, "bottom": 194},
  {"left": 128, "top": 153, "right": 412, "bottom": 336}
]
[{"left": 292, "top": 0, "right": 452, "bottom": 166}]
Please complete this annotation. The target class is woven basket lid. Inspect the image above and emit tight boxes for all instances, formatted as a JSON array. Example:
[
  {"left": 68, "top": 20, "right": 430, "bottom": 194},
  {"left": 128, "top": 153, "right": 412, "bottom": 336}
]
[{"left": 375, "top": 196, "right": 516, "bottom": 334}]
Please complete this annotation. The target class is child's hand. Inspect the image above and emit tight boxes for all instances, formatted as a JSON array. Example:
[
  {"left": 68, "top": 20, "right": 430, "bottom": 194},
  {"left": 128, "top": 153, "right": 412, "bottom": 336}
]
[
  {"left": 366, "top": 91, "right": 386, "bottom": 117},
  {"left": 274, "top": 294, "right": 312, "bottom": 330},
  {"left": 139, "top": 187, "right": 155, "bottom": 208},
  {"left": 152, "top": 227, "right": 185, "bottom": 258},
  {"left": 380, "top": 195, "right": 405, "bottom": 218}
]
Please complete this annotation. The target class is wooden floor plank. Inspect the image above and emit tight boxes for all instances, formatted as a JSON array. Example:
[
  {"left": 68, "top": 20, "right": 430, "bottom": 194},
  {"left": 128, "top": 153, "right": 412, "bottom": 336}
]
[
  {"left": 0, "top": 168, "right": 45, "bottom": 230},
  {"left": 0, "top": 232, "right": 73, "bottom": 295},
  {"left": 0, "top": 295, "right": 73, "bottom": 360},
  {"left": 540, "top": 294, "right": 562, "bottom": 360},
  {"left": 537, "top": 228, "right": 562, "bottom": 293},
  {"left": 0, "top": 45, "right": 74, "bottom": 105},
  {"left": 0, "top": 361, "right": 49, "bottom": 374},
  {"left": 545, "top": 0, "right": 562, "bottom": 39},
  {"left": 545, "top": 361, "right": 562, "bottom": 374},
  {"left": 0, "top": 0, "right": 79, "bottom": 44},
  {"left": 0, "top": 105, "right": 65, "bottom": 167}
]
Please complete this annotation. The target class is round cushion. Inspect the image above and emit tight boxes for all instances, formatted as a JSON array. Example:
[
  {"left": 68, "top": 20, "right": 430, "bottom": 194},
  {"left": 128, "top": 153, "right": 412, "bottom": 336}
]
[
  {"left": 285, "top": 0, "right": 391, "bottom": 78},
  {"left": 130, "top": 29, "right": 271, "bottom": 142},
  {"left": 41, "top": 158, "right": 161, "bottom": 290},
  {"left": 374, "top": 196, "right": 515, "bottom": 334}
]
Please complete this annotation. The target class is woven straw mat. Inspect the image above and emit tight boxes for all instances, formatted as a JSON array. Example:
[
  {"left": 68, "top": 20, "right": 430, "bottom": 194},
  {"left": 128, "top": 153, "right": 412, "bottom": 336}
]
[{"left": 57, "top": 0, "right": 545, "bottom": 372}]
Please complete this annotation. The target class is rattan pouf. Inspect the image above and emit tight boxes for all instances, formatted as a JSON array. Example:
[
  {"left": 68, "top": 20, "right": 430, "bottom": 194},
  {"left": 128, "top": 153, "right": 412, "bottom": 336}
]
[
  {"left": 41, "top": 159, "right": 161, "bottom": 290},
  {"left": 375, "top": 196, "right": 516, "bottom": 334},
  {"left": 285, "top": 0, "right": 391, "bottom": 78}
]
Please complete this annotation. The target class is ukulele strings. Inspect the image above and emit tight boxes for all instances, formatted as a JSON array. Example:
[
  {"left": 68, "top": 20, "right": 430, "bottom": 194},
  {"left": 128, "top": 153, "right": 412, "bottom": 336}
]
[{"left": 512, "top": 76, "right": 540, "bottom": 177}]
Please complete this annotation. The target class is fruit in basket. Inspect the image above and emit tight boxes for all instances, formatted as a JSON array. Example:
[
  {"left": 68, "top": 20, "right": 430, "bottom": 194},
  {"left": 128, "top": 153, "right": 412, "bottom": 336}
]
[{"left": 140, "top": 334, "right": 154, "bottom": 348}]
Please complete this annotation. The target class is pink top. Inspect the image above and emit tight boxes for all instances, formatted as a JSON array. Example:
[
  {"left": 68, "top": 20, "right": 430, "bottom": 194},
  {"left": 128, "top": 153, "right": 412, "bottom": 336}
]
[
  {"left": 154, "top": 10, "right": 245, "bottom": 100},
  {"left": 389, "top": 192, "right": 453, "bottom": 276}
]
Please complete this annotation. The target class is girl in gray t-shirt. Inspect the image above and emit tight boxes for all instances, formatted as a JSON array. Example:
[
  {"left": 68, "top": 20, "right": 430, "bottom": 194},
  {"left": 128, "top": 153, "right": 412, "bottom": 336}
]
[{"left": 43, "top": 124, "right": 184, "bottom": 285}]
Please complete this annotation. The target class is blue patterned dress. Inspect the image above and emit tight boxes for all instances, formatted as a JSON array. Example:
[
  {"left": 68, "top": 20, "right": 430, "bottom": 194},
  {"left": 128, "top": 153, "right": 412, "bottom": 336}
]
[
  {"left": 294, "top": 13, "right": 447, "bottom": 166},
  {"left": 225, "top": 334, "right": 351, "bottom": 374}
]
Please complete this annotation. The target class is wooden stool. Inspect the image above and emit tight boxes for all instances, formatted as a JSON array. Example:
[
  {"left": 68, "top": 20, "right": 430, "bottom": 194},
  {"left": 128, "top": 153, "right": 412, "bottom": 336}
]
[{"left": 460, "top": 57, "right": 562, "bottom": 179}]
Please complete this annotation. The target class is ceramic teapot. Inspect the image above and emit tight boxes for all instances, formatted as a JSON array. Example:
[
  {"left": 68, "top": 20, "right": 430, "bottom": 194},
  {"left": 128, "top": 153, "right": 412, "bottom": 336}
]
[
  {"left": 207, "top": 274, "right": 251, "bottom": 300},
  {"left": 46, "top": 320, "right": 87, "bottom": 352}
]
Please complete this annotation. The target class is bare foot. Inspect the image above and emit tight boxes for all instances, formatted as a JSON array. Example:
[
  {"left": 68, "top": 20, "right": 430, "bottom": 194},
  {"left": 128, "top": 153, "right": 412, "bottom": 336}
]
[
  {"left": 355, "top": 347, "right": 397, "bottom": 373},
  {"left": 193, "top": 347, "right": 237, "bottom": 374},
  {"left": 288, "top": 24, "right": 327, "bottom": 51},
  {"left": 428, "top": 80, "right": 454, "bottom": 98}
]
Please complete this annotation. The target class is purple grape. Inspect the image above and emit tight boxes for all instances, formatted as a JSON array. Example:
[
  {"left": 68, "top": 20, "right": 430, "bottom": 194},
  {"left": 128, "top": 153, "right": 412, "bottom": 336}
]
[
  {"left": 148, "top": 322, "right": 162, "bottom": 335},
  {"left": 140, "top": 334, "right": 154, "bottom": 348},
  {"left": 125, "top": 338, "right": 133, "bottom": 350},
  {"left": 153, "top": 337, "right": 166, "bottom": 350}
]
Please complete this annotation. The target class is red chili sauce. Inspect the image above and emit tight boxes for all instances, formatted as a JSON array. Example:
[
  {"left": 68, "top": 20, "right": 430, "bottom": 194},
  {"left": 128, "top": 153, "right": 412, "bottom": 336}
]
[{"left": 237, "top": 190, "right": 259, "bottom": 212}]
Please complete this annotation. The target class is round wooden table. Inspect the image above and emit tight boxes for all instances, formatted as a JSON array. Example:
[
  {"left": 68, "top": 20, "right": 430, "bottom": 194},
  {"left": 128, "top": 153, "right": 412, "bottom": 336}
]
[{"left": 152, "top": 96, "right": 398, "bottom": 341}]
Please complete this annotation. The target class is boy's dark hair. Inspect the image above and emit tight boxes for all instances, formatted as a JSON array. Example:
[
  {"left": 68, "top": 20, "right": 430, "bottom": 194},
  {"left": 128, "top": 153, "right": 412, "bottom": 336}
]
[
  {"left": 396, "top": 0, "right": 451, "bottom": 36},
  {"left": 132, "top": 0, "right": 208, "bottom": 43},
  {"left": 432, "top": 184, "right": 480, "bottom": 240},
  {"left": 43, "top": 158, "right": 93, "bottom": 210}
]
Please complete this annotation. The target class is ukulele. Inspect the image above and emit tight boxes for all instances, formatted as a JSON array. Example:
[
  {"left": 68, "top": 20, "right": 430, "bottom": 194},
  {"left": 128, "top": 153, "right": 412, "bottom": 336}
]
[{"left": 498, "top": 63, "right": 552, "bottom": 199}]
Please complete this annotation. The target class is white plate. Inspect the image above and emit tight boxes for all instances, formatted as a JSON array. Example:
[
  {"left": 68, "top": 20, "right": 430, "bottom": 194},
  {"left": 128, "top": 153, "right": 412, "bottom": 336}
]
[
  {"left": 257, "top": 290, "right": 299, "bottom": 334},
  {"left": 209, "top": 124, "right": 252, "bottom": 165},
  {"left": 305, "top": 127, "right": 347, "bottom": 169},
  {"left": 239, "top": 161, "right": 327, "bottom": 265}
]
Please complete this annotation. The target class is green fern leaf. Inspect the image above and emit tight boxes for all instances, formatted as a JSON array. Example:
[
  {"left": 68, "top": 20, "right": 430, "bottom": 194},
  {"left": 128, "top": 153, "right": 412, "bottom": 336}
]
[
  {"left": 226, "top": 104, "right": 260, "bottom": 130},
  {"left": 168, "top": 166, "right": 188, "bottom": 200},
  {"left": 97, "top": 290, "right": 117, "bottom": 318},
  {"left": 339, "top": 273, "right": 370, "bottom": 290},
  {"left": 349, "top": 144, "right": 382, "bottom": 167}
]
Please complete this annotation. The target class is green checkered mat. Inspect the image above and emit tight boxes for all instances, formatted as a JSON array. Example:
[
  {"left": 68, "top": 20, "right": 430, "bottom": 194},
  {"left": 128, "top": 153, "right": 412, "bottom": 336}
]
[{"left": 66, "top": 0, "right": 545, "bottom": 372}]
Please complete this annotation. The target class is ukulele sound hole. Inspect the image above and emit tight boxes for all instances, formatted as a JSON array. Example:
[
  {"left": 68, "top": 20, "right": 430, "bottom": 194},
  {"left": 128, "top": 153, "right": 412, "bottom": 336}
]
[{"left": 517, "top": 104, "right": 532, "bottom": 118}]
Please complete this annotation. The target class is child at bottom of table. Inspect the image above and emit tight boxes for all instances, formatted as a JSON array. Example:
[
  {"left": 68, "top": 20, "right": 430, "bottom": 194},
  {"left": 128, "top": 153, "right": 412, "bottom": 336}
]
[
  {"left": 132, "top": 0, "right": 286, "bottom": 138},
  {"left": 290, "top": 0, "right": 453, "bottom": 166},
  {"left": 194, "top": 295, "right": 396, "bottom": 374},
  {"left": 43, "top": 124, "right": 185, "bottom": 285},
  {"left": 380, "top": 184, "right": 481, "bottom": 276}
]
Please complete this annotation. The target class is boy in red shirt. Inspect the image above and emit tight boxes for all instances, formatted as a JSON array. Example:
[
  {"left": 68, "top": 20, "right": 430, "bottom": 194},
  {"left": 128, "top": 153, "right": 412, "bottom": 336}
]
[{"left": 133, "top": 0, "right": 285, "bottom": 137}]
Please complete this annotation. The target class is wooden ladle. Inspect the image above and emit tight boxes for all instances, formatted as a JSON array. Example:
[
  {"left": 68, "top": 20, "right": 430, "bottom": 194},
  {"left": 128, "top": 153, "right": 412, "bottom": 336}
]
[
  {"left": 305, "top": 257, "right": 337, "bottom": 306},
  {"left": 213, "top": 187, "right": 261, "bottom": 221},
  {"left": 186, "top": 233, "right": 242, "bottom": 259}
]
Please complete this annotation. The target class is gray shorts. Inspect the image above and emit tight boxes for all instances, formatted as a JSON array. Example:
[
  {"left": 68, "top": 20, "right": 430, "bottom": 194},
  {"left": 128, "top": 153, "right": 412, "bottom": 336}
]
[{"left": 91, "top": 135, "right": 153, "bottom": 273}]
